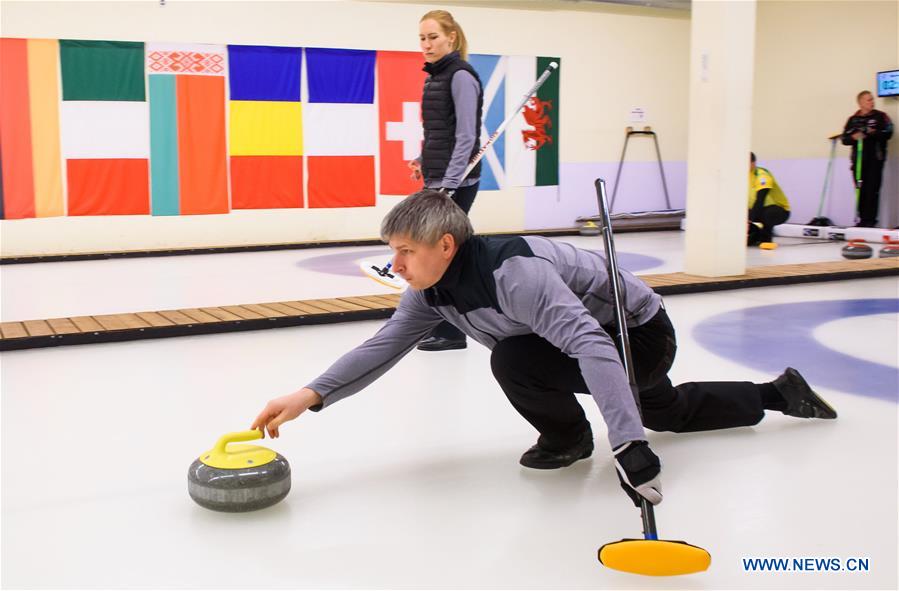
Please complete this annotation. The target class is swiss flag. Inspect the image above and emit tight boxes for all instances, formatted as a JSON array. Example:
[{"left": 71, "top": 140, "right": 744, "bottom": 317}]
[{"left": 377, "top": 51, "right": 426, "bottom": 195}]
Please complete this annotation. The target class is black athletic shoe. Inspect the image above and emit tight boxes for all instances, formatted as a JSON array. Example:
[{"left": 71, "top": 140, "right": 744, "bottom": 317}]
[
  {"left": 773, "top": 368, "right": 838, "bottom": 419},
  {"left": 417, "top": 336, "right": 467, "bottom": 351},
  {"left": 520, "top": 426, "right": 594, "bottom": 469}
]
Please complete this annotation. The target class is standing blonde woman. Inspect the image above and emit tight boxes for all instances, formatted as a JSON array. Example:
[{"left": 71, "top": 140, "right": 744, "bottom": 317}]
[{"left": 409, "top": 10, "right": 484, "bottom": 351}]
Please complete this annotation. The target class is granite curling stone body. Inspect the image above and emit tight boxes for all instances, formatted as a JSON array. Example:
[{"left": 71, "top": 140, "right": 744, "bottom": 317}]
[
  {"left": 841, "top": 240, "right": 873, "bottom": 260},
  {"left": 188, "top": 430, "right": 290, "bottom": 512}
]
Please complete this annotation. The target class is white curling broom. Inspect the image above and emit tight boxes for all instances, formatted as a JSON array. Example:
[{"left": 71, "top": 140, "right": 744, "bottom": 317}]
[{"left": 360, "top": 61, "right": 559, "bottom": 290}]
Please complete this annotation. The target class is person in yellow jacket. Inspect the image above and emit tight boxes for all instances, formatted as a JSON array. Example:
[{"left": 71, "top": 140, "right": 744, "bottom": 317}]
[{"left": 748, "top": 152, "right": 790, "bottom": 246}]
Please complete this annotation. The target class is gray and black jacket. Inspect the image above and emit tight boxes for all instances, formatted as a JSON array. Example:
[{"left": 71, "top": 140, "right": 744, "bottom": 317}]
[{"left": 307, "top": 235, "right": 662, "bottom": 449}]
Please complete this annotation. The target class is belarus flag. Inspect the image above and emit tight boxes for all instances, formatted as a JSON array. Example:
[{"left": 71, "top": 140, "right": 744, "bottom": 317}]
[
  {"left": 148, "top": 42, "right": 229, "bottom": 216},
  {"left": 377, "top": 51, "right": 426, "bottom": 196}
]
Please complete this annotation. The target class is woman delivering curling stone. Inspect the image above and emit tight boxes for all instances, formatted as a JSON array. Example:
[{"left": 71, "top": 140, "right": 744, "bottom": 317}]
[
  {"left": 409, "top": 10, "right": 483, "bottom": 352},
  {"left": 252, "top": 190, "right": 839, "bottom": 513}
]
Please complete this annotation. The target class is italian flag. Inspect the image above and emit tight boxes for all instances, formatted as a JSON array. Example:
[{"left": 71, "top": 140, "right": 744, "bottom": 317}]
[{"left": 505, "top": 56, "right": 559, "bottom": 187}]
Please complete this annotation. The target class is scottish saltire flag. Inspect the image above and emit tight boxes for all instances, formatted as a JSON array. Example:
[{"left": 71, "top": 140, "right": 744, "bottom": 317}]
[
  {"left": 148, "top": 43, "right": 228, "bottom": 216},
  {"left": 469, "top": 54, "right": 506, "bottom": 191},
  {"left": 228, "top": 45, "right": 303, "bottom": 209},
  {"left": 377, "top": 51, "right": 426, "bottom": 196},
  {"left": 59, "top": 40, "right": 150, "bottom": 216},
  {"left": 505, "top": 56, "right": 560, "bottom": 187},
  {"left": 0, "top": 38, "right": 64, "bottom": 219},
  {"left": 304, "top": 48, "right": 376, "bottom": 208}
]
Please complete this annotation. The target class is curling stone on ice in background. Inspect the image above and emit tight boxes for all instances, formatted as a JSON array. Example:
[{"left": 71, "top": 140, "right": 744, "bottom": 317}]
[
  {"left": 841, "top": 240, "right": 873, "bottom": 260},
  {"left": 579, "top": 221, "right": 601, "bottom": 236},
  {"left": 759, "top": 242, "right": 778, "bottom": 250},
  {"left": 188, "top": 430, "right": 290, "bottom": 512},
  {"left": 879, "top": 239, "right": 899, "bottom": 258}
]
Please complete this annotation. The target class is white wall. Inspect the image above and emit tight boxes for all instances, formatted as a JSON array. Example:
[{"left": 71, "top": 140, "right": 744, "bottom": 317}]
[
  {"left": 752, "top": 0, "right": 898, "bottom": 226},
  {"left": 2, "top": 0, "right": 896, "bottom": 256},
  {"left": 0, "top": 0, "right": 690, "bottom": 255}
]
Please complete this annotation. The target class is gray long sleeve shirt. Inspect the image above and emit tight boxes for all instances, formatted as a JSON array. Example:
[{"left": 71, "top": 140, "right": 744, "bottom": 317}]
[{"left": 307, "top": 235, "right": 661, "bottom": 449}]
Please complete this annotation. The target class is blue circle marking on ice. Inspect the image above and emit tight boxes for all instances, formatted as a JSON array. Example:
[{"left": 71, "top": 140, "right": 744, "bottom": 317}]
[
  {"left": 297, "top": 249, "right": 392, "bottom": 278},
  {"left": 692, "top": 299, "right": 899, "bottom": 402},
  {"left": 298, "top": 249, "right": 664, "bottom": 277}
]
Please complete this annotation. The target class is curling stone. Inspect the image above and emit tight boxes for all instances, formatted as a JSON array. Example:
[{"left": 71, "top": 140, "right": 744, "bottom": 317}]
[
  {"left": 879, "top": 240, "right": 899, "bottom": 258},
  {"left": 759, "top": 242, "right": 777, "bottom": 250},
  {"left": 188, "top": 430, "right": 290, "bottom": 512},
  {"left": 841, "top": 240, "right": 873, "bottom": 260},
  {"left": 580, "top": 221, "right": 601, "bottom": 236}
]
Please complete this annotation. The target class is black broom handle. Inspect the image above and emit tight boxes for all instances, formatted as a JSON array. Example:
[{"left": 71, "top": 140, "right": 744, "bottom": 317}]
[{"left": 594, "top": 178, "right": 659, "bottom": 540}]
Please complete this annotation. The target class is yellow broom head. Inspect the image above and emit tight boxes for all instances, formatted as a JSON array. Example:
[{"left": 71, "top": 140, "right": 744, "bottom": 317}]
[{"left": 598, "top": 539, "right": 711, "bottom": 576}]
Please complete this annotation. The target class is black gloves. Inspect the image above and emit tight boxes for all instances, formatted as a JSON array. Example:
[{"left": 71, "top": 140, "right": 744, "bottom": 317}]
[{"left": 613, "top": 440, "right": 662, "bottom": 506}]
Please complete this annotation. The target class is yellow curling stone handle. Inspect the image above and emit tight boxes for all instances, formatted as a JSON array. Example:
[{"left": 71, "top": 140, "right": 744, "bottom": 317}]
[{"left": 199, "top": 430, "right": 277, "bottom": 469}]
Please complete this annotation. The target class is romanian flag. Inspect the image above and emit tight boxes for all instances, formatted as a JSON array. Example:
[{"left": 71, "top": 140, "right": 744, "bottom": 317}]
[
  {"left": 148, "top": 43, "right": 229, "bottom": 215},
  {"left": 0, "top": 38, "right": 64, "bottom": 219},
  {"left": 59, "top": 40, "right": 150, "bottom": 216},
  {"left": 304, "top": 48, "right": 376, "bottom": 208},
  {"left": 228, "top": 45, "right": 303, "bottom": 210}
]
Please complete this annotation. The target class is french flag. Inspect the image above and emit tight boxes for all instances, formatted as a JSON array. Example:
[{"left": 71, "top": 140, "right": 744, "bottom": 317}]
[{"left": 304, "top": 48, "right": 377, "bottom": 208}]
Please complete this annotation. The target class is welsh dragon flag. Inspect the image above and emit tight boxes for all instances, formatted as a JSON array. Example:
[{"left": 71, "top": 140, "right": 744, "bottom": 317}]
[{"left": 505, "top": 56, "right": 559, "bottom": 187}]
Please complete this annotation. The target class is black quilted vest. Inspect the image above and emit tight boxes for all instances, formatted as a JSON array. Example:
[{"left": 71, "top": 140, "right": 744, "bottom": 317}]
[{"left": 421, "top": 52, "right": 483, "bottom": 182}]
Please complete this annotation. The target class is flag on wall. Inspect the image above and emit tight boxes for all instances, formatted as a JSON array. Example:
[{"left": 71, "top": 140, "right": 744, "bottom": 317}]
[
  {"left": 0, "top": 38, "right": 64, "bottom": 219},
  {"left": 305, "top": 48, "right": 376, "bottom": 208},
  {"left": 148, "top": 43, "right": 229, "bottom": 215},
  {"left": 469, "top": 54, "right": 507, "bottom": 191},
  {"left": 377, "top": 51, "right": 425, "bottom": 196},
  {"left": 2, "top": 37, "right": 561, "bottom": 223},
  {"left": 228, "top": 45, "right": 303, "bottom": 209},
  {"left": 59, "top": 40, "right": 150, "bottom": 216},
  {"left": 505, "top": 56, "right": 560, "bottom": 187}
]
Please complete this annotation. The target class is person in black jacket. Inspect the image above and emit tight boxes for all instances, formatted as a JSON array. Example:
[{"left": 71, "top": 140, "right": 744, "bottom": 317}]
[
  {"left": 842, "top": 90, "right": 894, "bottom": 227},
  {"left": 252, "top": 190, "right": 839, "bottom": 509},
  {"left": 409, "top": 10, "right": 483, "bottom": 352}
]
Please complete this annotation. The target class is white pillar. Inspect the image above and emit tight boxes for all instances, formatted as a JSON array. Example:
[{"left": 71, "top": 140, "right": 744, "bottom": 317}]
[{"left": 684, "top": 0, "right": 757, "bottom": 276}]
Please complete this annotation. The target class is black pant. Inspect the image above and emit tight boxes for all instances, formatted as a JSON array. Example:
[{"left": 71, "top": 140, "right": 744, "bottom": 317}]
[
  {"left": 490, "top": 307, "right": 765, "bottom": 449},
  {"left": 854, "top": 158, "right": 884, "bottom": 227},
  {"left": 748, "top": 205, "right": 790, "bottom": 244},
  {"left": 428, "top": 182, "right": 479, "bottom": 341}
]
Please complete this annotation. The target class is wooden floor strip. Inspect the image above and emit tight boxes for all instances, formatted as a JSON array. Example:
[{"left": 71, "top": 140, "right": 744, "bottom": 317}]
[
  {"left": 242, "top": 304, "right": 288, "bottom": 318},
  {"left": 281, "top": 301, "right": 332, "bottom": 315},
  {"left": 2, "top": 258, "right": 895, "bottom": 350},
  {"left": 70, "top": 316, "right": 104, "bottom": 332},
  {"left": 304, "top": 299, "right": 360, "bottom": 313},
  {"left": 47, "top": 318, "right": 81, "bottom": 335},
  {"left": 179, "top": 309, "right": 224, "bottom": 324},
  {"left": 338, "top": 296, "right": 394, "bottom": 310},
  {"left": 364, "top": 295, "right": 404, "bottom": 307},
  {"left": 1, "top": 322, "right": 28, "bottom": 339},
  {"left": 259, "top": 302, "right": 309, "bottom": 316},
  {"left": 319, "top": 298, "right": 370, "bottom": 312},
  {"left": 93, "top": 314, "right": 149, "bottom": 331},
  {"left": 200, "top": 308, "right": 244, "bottom": 322},
  {"left": 159, "top": 310, "right": 205, "bottom": 325},
  {"left": 136, "top": 312, "right": 176, "bottom": 327},
  {"left": 220, "top": 306, "right": 265, "bottom": 320}
]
